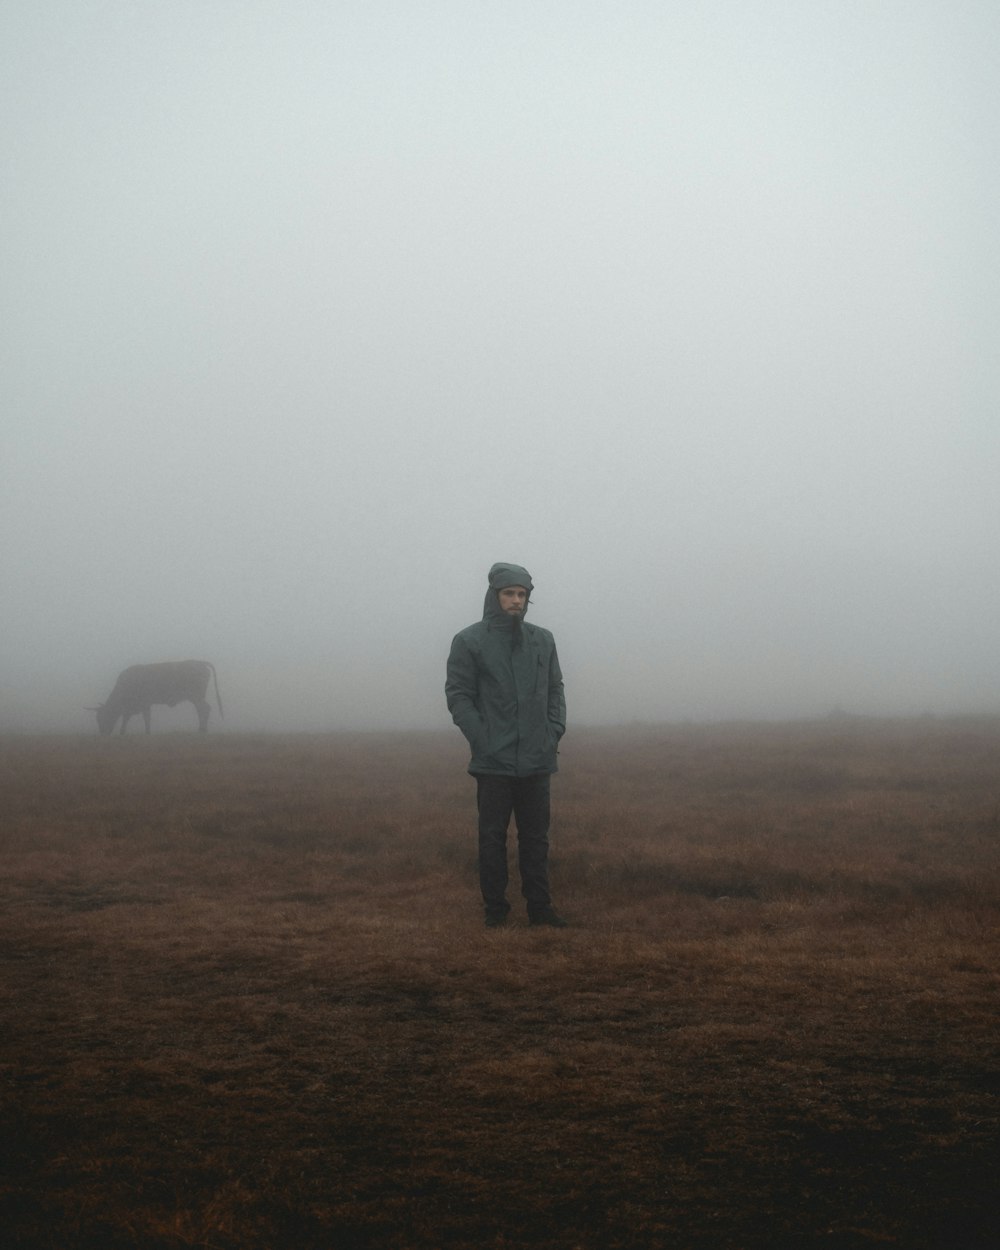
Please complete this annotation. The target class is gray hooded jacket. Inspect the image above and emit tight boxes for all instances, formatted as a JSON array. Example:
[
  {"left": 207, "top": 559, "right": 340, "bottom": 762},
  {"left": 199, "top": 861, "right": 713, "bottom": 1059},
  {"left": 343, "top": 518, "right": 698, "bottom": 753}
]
[{"left": 446, "top": 562, "right": 566, "bottom": 777}]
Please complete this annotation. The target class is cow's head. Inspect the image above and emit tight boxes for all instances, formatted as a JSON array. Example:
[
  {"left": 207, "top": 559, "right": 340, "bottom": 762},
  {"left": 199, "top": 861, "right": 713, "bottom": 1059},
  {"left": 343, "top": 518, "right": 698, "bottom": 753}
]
[{"left": 87, "top": 704, "right": 117, "bottom": 735}]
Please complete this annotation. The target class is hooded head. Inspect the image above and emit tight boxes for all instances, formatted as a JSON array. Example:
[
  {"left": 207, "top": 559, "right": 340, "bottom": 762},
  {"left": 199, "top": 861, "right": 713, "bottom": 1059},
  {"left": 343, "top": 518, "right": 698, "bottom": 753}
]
[{"left": 482, "top": 562, "right": 534, "bottom": 624}]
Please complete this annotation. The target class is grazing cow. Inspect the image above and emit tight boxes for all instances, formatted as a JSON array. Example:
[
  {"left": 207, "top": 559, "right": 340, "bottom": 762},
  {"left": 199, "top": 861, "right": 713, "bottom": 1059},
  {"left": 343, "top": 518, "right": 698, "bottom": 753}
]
[{"left": 89, "top": 661, "right": 223, "bottom": 735}]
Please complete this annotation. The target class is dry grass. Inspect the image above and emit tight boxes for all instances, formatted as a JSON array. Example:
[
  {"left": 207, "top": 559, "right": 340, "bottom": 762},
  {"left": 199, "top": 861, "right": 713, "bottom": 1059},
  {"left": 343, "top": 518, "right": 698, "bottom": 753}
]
[{"left": 1, "top": 720, "right": 998, "bottom": 1249}]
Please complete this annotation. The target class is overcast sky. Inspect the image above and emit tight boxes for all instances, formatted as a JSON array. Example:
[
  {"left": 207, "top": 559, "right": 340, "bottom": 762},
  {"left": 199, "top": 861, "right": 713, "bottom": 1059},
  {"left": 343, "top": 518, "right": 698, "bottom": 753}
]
[{"left": 2, "top": 1, "right": 998, "bottom": 732}]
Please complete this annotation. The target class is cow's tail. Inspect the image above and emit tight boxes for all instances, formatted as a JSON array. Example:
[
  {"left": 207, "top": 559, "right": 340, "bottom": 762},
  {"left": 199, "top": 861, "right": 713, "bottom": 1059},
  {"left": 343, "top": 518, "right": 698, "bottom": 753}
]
[{"left": 208, "top": 663, "right": 224, "bottom": 720}]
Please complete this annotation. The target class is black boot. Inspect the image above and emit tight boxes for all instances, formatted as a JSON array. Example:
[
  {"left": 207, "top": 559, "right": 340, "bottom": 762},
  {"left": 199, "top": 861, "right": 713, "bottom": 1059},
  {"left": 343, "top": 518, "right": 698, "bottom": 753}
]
[{"left": 528, "top": 906, "right": 568, "bottom": 928}]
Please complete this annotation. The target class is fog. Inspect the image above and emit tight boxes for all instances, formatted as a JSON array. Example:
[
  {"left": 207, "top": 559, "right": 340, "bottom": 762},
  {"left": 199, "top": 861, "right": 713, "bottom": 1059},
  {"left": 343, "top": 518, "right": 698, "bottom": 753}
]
[{"left": 3, "top": 2, "right": 997, "bottom": 733}]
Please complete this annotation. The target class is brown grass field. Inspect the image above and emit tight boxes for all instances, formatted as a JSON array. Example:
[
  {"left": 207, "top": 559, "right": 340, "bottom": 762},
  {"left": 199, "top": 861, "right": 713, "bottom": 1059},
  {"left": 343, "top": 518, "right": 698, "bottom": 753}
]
[{"left": 1, "top": 719, "right": 998, "bottom": 1250}]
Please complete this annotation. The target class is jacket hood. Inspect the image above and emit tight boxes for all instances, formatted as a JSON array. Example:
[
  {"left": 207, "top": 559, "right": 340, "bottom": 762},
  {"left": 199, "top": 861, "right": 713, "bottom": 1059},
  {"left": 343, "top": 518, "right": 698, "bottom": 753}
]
[{"left": 482, "top": 562, "right": 534, "bottom": 622}]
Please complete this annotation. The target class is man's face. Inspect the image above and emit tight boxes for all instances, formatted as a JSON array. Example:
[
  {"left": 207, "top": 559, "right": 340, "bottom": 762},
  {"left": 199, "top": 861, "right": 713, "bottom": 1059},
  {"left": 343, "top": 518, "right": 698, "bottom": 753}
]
[{"left": 497, "top": 585, "right": 528, "bottom": 614}]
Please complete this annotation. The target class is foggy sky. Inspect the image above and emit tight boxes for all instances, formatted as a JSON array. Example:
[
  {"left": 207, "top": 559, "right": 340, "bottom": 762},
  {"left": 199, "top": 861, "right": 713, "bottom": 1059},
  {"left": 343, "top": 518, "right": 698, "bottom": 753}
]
[{"left": 3, "top": 2, "right": 998, "bottom": 732}]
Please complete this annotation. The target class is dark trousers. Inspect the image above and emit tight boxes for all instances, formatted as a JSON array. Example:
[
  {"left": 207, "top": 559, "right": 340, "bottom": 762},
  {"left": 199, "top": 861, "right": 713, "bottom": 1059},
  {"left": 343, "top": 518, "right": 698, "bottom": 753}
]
[{"left": 475, "top": 773, "right": 552, "bottom": 914}]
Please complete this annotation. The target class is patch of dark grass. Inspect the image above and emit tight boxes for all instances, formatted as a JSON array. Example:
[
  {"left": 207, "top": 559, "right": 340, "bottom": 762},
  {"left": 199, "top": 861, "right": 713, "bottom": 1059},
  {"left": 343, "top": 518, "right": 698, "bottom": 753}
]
[
  {"left": 271, "top": 890, "right": 330, "bottom": 905},
  {"left": 46, "top": 888, "right": 168, "bottom": 912}
]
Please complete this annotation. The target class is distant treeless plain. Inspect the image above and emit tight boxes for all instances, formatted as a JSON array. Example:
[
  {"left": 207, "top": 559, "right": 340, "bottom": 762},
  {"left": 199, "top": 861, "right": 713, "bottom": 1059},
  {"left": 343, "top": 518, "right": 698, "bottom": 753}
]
[{"left": 1, "top": 720, "right": 997, "bottom": 1249}]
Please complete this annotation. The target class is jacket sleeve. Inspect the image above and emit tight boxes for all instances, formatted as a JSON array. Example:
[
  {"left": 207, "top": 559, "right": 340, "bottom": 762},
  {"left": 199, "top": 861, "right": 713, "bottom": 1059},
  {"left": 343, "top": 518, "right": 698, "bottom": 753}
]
[
  {"left": 548, "top": 644, "right": 566, "bottom": 740},
  {"left": 445, "top": 634, "right": 483, "bottom": 747}
]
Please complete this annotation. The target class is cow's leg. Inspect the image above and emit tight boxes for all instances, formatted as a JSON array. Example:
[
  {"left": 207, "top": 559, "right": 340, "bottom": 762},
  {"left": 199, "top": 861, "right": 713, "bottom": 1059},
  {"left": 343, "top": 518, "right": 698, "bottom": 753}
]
[
  {"left": 194, "top": 699, "right": 210, "bottom": 732},
  {"left": 119, "top": 714, "right": 129, "bottom": 735},
  {"left": 143, "top": 707, "right": 151, "bottom": 734}
]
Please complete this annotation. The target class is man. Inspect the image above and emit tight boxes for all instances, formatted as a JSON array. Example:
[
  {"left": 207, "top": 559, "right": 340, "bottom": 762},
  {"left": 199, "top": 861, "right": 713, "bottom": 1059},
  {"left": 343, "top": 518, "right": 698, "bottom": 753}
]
[{"left": 446, "top": 562, "right": 568, "bottom": 928}]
